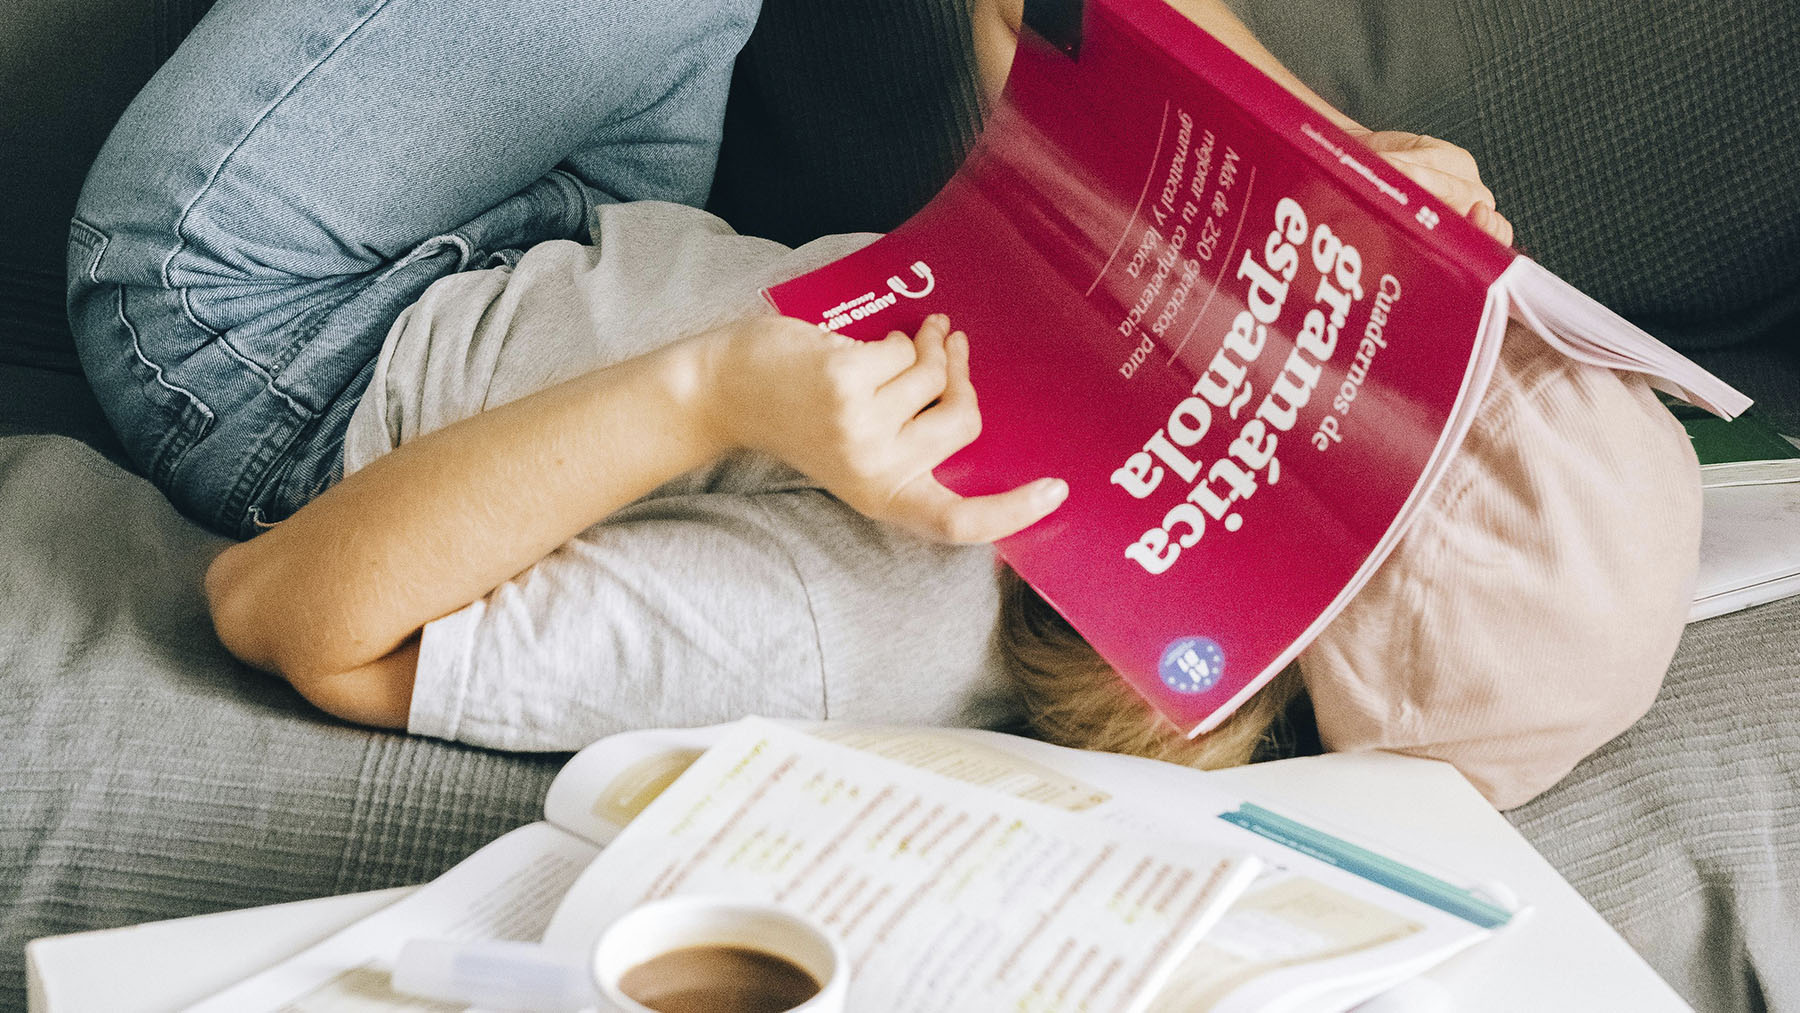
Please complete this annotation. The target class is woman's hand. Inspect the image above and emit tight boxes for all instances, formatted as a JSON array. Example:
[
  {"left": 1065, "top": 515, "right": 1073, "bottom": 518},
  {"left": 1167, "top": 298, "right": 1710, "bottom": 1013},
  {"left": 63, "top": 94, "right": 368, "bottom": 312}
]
[
  {"left": 700, "top": 313, "right": 1068, "bottom": 543},
  {"left": 1353, "top": 130, "right": 1516, "bottom": 246}
]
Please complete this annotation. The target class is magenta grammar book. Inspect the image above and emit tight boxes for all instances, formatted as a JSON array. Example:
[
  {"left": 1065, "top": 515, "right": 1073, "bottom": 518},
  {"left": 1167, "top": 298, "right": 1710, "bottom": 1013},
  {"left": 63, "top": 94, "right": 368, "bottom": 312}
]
[{"left": 765, "top": 0, "right": 1747, "bottom": 735}]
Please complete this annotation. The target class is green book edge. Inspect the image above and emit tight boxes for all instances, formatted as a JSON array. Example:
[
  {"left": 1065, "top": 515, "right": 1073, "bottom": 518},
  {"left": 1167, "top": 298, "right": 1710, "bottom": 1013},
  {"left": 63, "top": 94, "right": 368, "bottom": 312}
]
[{"left": 1667, "top": 403, "right": 1800, "bottom": 467}]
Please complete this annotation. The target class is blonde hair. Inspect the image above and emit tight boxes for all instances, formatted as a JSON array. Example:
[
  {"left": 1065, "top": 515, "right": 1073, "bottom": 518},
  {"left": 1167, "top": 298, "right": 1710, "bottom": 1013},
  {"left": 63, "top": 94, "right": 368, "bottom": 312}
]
[{"left": 997, "top": 567, "right": 1302, "bottom": 770}]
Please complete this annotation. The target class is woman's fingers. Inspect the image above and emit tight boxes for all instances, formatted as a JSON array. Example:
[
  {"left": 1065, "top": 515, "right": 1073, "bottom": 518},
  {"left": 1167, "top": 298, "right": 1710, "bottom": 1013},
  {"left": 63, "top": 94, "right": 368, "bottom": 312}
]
[
  {"left": 1381, "top": 155, "right": 1497, "bottom": 217},
  {"left": 889, "top": 474, "right": 1069, "bottom": 544},
  {"left": 1359, "top": 130, "right": 1508, "bottom": 228},
  {"left": 1372, "top": 131, "right": 1483, "bottom": 181},
  {"left": 1468, "top": 202, "right": 1516, "bottom": 246},
  {"left": 816, "top": 311, "right": 1070, "bottom": 542},
  {"left": 899, "top": 328, "right": 983, "bottom": 461},
  {"left": 877, "top": 315, "right": 954, "bottom": 415},
  {"left": 855, "top": 326, "right": 925, "bottom": 383}
]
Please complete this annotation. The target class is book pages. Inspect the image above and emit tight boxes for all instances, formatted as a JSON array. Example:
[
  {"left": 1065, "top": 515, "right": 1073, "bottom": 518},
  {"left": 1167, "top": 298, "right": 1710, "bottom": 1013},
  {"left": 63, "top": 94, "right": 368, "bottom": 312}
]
[
  {"left": 542, "top": 724, "right": 725, "bottom": 846},
  {"left": 539, "top": 719, "right": 1261, "bottom": 1013},
  {"left": 1499, "top": 257, "right": 1750, "bottom": 418},
  {"left": 183, "top": 822, "right": 596, "bottom": 1012},
  {"left": 825, "top": 726, "right": 1511, "bottom": 1013},
  {"left": 180, "top": 721, "right": 1519, "bottom": 1013},
  {"left": 1691, "top": 481, "right": 1800, "bottom": 621},
  {"left": 544, "top": 721, "right": 1510, "bottom": 1012}
]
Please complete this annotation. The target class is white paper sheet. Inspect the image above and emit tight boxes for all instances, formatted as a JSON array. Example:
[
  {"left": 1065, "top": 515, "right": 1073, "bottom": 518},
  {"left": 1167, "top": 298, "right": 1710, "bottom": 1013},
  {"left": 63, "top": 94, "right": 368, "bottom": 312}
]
[
  {"left": 183, "top": 823, "right": 597, "bottom": 1012},
  {"left": 540, "top": 719, "right": 1260, "bottom": 1013}
]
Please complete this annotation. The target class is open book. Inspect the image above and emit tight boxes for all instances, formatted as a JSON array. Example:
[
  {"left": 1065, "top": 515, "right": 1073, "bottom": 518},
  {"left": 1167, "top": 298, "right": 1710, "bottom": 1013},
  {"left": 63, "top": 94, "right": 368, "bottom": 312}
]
[
  {"left": 763, "top": 0, "right": 1750, "bottom": 736},
  {"left": 186, "top": 719, "right": 1520, "bottom": 1013}
]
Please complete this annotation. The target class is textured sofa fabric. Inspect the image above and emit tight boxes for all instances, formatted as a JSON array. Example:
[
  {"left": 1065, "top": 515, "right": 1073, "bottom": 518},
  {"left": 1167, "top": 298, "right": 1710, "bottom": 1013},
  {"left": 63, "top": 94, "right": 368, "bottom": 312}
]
[
  {"left": 0, "top": 367, "right": 566, "bottom": 1013},
  {"left": 0, "top": 0, "right": 219, "bottom": 374},
  {"left": 1508, "top": 597, "right": 1800, "bottom": 1013},
  {"left": 1232, "top": 0, "right": 1800, "bottom": 355}
]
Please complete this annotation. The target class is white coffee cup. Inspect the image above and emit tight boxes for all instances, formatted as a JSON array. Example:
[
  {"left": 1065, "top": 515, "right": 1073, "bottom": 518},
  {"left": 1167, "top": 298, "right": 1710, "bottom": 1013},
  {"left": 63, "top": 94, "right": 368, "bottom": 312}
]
[{"left": 589, "top": 897, "right": 850, "bottom": 1013}]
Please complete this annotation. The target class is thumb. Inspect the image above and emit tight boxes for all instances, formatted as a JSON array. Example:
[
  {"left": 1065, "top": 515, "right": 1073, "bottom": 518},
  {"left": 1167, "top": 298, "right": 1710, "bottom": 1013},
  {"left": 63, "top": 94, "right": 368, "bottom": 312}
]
[{"left": 889, "top": 475, "right": 1069, "bottom": 544}]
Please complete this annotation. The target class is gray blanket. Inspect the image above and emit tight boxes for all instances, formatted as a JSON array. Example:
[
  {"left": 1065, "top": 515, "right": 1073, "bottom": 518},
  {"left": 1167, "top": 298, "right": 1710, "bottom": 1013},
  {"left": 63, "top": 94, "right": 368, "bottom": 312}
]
[
  {"left": 1508, "top": 596, "right": 1800, "bottom": 1013},
  {"left": 0, "top": 433, "right": 562, "bottom": 1012}
]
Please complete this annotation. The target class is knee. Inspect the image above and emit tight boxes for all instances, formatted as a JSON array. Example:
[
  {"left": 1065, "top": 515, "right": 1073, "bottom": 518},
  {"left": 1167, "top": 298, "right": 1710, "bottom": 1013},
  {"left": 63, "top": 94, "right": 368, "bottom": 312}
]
[{"left": 65, "top": 221, "right": 214, "bottom": 479}]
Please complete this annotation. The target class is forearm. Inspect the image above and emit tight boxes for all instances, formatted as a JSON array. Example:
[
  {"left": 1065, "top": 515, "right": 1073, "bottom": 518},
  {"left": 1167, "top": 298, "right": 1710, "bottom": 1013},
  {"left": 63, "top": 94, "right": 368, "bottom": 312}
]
[
  {"left": 207, "top": 308, "right": 1055, "bottom": 731},
  {"left": 206, "top": 339, "right": 719, "bottom": 686}
]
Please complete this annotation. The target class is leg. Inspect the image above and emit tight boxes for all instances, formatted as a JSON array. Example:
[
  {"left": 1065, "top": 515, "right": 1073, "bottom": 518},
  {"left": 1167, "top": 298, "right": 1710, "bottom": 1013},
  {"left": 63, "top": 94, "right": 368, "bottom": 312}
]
[{"left": 69, "top": 0, "right": 757, "bottom": 537}]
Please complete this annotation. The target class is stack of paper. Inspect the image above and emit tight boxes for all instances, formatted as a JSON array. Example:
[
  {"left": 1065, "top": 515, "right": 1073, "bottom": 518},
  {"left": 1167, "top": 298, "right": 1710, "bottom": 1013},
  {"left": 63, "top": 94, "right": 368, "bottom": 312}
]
[{"left": 1682, "top": 410, "right": 1800, "bottom": 621}]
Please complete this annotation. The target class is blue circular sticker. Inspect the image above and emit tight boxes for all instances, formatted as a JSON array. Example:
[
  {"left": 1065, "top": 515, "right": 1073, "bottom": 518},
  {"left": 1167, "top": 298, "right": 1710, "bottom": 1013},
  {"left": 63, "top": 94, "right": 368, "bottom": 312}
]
[{"left": 1159, "top": 638, "right": 1225, "bottom": 695}]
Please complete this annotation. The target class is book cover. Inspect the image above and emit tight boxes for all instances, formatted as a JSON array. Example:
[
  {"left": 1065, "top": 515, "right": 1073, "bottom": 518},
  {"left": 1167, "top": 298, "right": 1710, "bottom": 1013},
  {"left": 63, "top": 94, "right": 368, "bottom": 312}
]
[
  {"left": 765, "top": 0, "right": 1744, "bottom": 734},
  {"left": 1672, "top": 403, "right": 1800, "bottom": 486}
]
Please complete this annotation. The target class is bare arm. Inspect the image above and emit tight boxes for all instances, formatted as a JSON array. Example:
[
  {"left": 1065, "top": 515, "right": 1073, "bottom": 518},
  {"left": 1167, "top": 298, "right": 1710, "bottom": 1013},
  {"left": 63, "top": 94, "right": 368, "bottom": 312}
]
[
  {"left": 205, "top": 339, "right": 724, "bottom": 725},
  {"left": 206, "top": 314, "right": 1066, "bottom": 726}
]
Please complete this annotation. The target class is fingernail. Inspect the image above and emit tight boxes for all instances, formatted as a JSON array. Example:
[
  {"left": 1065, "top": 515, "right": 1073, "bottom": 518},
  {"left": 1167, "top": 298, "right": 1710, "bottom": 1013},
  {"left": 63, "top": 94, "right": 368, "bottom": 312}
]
[
  {"left": 927, "top": 313, "right": 950, "bottom": 329},
  {"left": 1039, "top": 478, "right": 1069, "bottom": 503}
]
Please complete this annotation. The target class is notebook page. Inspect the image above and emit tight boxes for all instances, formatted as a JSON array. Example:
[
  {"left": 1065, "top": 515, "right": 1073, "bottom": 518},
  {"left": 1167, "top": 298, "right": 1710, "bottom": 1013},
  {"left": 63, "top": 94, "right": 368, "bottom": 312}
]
[{"left": 539, "top": 719, "right": 1260, "bottom": 1013}]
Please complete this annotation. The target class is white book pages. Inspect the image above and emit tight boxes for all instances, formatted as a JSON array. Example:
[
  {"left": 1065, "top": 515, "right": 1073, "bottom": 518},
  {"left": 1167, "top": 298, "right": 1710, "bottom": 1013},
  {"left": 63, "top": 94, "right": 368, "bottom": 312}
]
[
  {"left": 538, "top": 719, "right": 1263, "bottom": 1013},
  {"left": 182, "top": 822, "right": 598, "bottom": 1012},
  {"left": 176, "top": 721, "right": 1514, "bottom": 1013},
  {"left": 1498, "top": 257, "right": 1752, "bottom": 419},
  {"left": 562, "top": 724, "right": 1511, "bottom": 1013},
  {"left": 26, "top": 889, "right": 414, "bottom": 1013},
  {"left": 929, "top": 730, "right": 1510, "bottom": 1013},
  {"left": 1701, "top": 459, "right": 1800, "bottom": 489},
  {"left": 541, "top": 724, "right": 724, "bottom": 846},
  {"left": 1690, "top": 480, "right": 1800, "bottom": 621}
]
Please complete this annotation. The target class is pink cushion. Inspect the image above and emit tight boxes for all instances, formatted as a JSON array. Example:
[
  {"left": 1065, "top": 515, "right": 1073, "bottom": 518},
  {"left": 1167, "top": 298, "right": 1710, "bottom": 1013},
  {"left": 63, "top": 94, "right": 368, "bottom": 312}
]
[{"left": 1301, "top": 322, "right": 1702, "bottom": 809}]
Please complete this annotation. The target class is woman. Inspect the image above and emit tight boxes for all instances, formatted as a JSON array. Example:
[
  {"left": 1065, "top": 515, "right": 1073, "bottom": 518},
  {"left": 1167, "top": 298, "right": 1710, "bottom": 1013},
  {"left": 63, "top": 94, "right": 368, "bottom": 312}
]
[{"left": 71, "top": 0, "right": 1696, "bottom": 808}]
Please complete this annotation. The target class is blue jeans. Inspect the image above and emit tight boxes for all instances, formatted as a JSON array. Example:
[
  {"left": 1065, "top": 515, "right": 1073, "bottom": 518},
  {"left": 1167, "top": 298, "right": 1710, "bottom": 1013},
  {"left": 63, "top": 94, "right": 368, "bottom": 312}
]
[{"left": 68, "top": 0, "right": 758, "bottom": 538}]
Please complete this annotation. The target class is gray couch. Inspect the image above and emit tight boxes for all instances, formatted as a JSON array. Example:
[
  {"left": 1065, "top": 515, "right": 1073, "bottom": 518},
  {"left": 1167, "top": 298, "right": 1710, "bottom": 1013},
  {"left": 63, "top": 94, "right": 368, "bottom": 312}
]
[{"left": 3, "top": 1, "right": 1797, "bottom": 1011}]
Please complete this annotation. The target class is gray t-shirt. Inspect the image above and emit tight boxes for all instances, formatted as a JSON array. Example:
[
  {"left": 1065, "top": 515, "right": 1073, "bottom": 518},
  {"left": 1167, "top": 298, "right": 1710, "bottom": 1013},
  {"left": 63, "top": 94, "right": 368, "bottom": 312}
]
[{"left": 343, "top": 201, "right": 1018, "bottom": 750}]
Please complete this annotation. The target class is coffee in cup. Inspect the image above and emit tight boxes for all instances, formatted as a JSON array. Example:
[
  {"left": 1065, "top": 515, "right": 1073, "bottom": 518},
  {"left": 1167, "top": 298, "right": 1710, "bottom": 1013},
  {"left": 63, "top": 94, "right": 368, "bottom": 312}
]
[
  {"left": 591, "top": 897, "right": 848, "bottom": 1013},
  {"left": 616, "top": 942, "right": 820, "bottom": 1013}
]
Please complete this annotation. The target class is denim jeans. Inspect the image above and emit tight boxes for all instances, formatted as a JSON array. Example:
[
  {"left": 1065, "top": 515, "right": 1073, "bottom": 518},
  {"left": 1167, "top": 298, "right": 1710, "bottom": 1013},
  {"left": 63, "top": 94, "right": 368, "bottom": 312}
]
[{"left": 67, "top": 0, "right": 759, "bottom": 538}]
